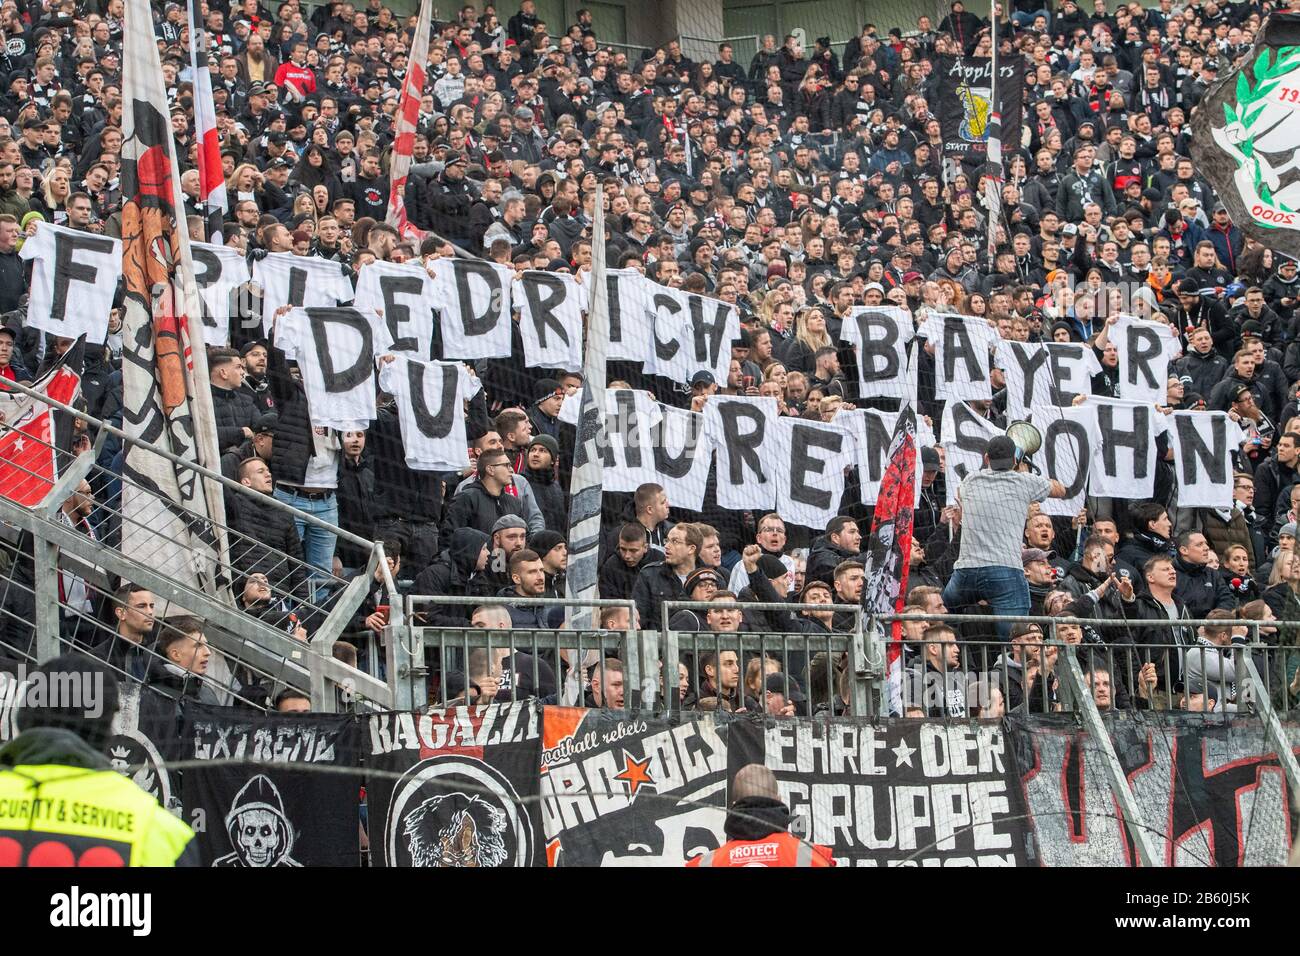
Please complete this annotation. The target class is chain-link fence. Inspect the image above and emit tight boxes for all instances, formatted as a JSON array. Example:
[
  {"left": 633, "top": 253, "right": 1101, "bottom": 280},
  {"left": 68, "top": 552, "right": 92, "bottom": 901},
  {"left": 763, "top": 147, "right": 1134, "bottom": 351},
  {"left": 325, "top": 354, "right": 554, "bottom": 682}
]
[{"left": 0, "top": 375, "right": 395, "bottom": 712}]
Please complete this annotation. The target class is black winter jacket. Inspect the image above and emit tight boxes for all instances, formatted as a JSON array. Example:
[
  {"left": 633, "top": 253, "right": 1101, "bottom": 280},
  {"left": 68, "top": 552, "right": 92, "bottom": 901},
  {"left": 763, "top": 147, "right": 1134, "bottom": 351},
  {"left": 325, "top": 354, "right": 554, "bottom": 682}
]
[
  {"left": 266, "top": 341, "right": 313, "bottom": 486},
  {"left": 439, "top": 477, "right": 527, "bottom": 541},
  {"left": 1172, "top": 348, "right": 1227, "bottom": 399},
  {"left": 806, "top": 535, "right": 863, "bottom": 586},
  {"left": 598, "top": 550, "right": 653, "bottom": 601},
  {"left": 1115, "top": 530, "right": 1173, "bottom": 580},
  {"left": 631, "top": 561, "right": 686, "bottom": 631},
  {"left": 523, "top": 465, "right": 566, "bottom": 533},
  {"left": 225, "top": 489, "right": 309, "bottom": 602},
  {"left": 408, "top": 169, "right": 480, "bottom": 249},
  {"left": 1173, "top": 555, "right": 1235, "bottom": 619},
  {"left": 336, "top": 451, "right": 376, "bottom": 569},
  {"left": 210, "top": 382, "right": 259, "bottom": 452},
  {"left": 412, "top": 528, "right": 494, "bottom": 626}
]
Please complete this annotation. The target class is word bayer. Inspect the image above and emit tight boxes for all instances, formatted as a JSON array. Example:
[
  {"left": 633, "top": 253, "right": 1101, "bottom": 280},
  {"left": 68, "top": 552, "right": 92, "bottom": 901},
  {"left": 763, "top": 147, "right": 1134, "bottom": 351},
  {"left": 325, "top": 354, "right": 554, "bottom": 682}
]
[{"left": 49, "top": 887, "right": 151, "bottom": 936}]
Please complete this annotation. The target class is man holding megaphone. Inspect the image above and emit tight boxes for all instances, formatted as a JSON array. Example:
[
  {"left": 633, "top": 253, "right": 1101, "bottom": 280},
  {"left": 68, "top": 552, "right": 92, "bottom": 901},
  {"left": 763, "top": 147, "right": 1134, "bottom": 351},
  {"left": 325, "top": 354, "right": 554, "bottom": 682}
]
[{"left": 941, "top": 432, "right": 1068, "bottom": 639}]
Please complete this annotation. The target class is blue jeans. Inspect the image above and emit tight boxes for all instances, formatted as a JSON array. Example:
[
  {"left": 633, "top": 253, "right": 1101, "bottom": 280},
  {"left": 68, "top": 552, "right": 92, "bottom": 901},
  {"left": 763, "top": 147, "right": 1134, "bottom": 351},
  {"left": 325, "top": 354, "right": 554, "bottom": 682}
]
[
  {"left": 272, "top": 487, "right": 339, "bottom": 580},
  {"left": 943, "top": 566, "right": 1030, "bottom": 640}
]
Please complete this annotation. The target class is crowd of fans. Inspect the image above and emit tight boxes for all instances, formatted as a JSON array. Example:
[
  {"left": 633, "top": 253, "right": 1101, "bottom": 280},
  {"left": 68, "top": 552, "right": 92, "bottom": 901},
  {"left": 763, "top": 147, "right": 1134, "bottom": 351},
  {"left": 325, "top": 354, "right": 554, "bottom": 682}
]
[{"left": 0, "top": 0, "right": 1299, "bottom": 722}]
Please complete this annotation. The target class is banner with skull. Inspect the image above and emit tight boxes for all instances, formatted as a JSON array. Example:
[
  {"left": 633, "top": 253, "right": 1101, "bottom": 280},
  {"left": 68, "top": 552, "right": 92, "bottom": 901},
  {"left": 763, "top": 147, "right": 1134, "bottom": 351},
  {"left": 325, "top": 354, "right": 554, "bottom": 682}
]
[
  {"left": 365, "top": 702, "right": 545, "bottom": 867},
  {"left": 181, "top": 706, "right": 361, "bottom": 867},
  {"left": 1191, "top": 12, "right": 1300, "bottom": 259}
]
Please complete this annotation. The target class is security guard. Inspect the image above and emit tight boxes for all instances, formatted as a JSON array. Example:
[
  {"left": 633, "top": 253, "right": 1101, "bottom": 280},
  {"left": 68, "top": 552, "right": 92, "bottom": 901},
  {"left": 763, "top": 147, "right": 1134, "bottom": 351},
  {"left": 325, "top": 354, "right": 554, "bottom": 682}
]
[
  {"left": 687, "top": 764, "right": 835, "bottom": 867},
  {"left": 0, "top": 655, "right": 196, "bottom": 867}
]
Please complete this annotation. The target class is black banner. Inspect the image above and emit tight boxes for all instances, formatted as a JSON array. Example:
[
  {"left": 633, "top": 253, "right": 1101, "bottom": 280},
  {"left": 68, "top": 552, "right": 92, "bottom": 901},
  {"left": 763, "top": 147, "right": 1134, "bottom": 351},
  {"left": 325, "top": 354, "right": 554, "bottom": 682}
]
[
  {"left": 729, "top": 717, "right": 1034, "bottom": 866},
  {"left": 935, "top": 55, "right": 1027, "bottom": 159},
  {"left": 182, "top": 706, "right": 361, "bottom": 866},
  {"left": 365, "top": 702, "right": 544, "bottom": 867},
  {"left": 540, "top": 707, "right": 743, "bottom": 866}
]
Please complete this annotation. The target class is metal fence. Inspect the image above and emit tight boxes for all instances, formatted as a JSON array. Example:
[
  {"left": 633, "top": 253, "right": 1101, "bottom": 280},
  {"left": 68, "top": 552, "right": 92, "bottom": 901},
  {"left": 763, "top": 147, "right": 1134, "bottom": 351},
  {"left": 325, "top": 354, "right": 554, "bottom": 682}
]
[{"left": 0, "top": 375, "right": 394, "bottom": 713}]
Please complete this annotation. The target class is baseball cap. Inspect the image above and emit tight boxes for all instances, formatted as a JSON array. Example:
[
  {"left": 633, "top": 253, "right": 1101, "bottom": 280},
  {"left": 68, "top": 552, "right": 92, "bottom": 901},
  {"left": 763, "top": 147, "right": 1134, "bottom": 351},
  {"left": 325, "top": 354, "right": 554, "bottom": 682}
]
[
  {"left": 514, "top": 106, "right": 534, "bottom": 120},
  {"left": 690, "top": 370, "right": 716, "bottom": 388},
  {"left": 902, "top": 270, "right": 924, "bottom": 283},
  {"left": 985, "top": 435, "right": 1018, "bottom": 471},
  {"left": 765, "top": 672, "right": 806, "bottom": 703},
  {"left": 863, "top": 281, "right": 885, "bottom": 294},
  {"left": 1022, "top": 547, "right": 1052, "bottom": 567},
  {"left": 921, "top": 446, "right": 940, "bottom": 473},
  {"left": 1061, "top": 223, "right": 1079, "bottom": 236}
]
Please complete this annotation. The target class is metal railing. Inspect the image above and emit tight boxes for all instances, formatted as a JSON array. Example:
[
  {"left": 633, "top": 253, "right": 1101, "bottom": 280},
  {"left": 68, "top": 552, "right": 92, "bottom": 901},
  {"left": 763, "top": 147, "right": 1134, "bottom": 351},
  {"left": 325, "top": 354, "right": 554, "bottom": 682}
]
[
  {"left": 400, "top": 594, "right": 640, "bottom": 711},
  {"left": 661, "top": 598, "right": 877, "bottom": 717},
  {"left": 0, "top": 374, "right": 395, "bottom": 712}
]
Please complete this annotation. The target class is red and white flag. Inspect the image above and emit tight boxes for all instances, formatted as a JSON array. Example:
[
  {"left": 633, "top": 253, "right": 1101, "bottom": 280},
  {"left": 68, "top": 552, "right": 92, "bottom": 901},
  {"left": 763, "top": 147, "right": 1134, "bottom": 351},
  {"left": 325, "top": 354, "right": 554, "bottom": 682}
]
[
  {"left": 860, "top": 405, "right": 918, "bottom": 716},
  {"left": 386, "top": 0, "right": 432, "bottom": 241},
  {"left": 0, "top": 340, "right": 84, "bottom": 507},
  {"left": 187, "top": 0, "right": 226, "bottom": 242}
]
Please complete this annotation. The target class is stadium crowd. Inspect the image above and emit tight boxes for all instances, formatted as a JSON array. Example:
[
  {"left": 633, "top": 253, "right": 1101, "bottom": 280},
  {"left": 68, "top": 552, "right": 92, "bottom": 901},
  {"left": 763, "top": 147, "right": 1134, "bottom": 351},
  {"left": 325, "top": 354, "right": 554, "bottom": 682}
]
[{"left": 1, "top": 0, "right": 1300, "bottom": 722}]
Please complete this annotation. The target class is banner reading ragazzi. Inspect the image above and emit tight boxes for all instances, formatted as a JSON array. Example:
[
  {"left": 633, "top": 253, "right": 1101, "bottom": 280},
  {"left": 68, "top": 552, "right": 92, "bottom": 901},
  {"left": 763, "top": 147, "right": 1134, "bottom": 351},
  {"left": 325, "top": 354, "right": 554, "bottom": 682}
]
[{"left": 365, "top": 702, "right": 544, "bottom": 867}]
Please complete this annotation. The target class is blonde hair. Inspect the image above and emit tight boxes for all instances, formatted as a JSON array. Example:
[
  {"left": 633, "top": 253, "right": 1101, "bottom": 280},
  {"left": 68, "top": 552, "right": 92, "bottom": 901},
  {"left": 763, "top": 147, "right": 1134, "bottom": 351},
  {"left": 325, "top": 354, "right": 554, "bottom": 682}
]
[{"left": 795, "top": 307, "right": 833, "bottom": 352}]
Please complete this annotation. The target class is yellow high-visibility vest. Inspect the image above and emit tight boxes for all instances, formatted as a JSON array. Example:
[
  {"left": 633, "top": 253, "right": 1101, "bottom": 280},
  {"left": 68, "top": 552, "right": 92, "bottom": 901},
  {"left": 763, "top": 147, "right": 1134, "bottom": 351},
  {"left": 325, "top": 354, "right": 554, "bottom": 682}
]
[{"left": 0, "top": 764, "right": 194, "bottom": 867}]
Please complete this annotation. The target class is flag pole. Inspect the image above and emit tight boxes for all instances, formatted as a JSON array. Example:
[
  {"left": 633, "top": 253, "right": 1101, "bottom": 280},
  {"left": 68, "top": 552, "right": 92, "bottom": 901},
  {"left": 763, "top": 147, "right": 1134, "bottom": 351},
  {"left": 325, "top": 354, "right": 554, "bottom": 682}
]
[
  {"left": 563, "top": 187, "right": 609, "bottom": 636},
  {"left": 984, "top": 0, "right": 1004, "bottom": 262}
]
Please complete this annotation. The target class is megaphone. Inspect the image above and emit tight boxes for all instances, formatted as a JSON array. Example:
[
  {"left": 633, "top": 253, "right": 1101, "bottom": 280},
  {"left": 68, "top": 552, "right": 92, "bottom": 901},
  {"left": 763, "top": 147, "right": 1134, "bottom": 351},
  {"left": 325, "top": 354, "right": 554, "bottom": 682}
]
[{"left": 1005, "top": 420, "right": 1043, "bottom": 470}]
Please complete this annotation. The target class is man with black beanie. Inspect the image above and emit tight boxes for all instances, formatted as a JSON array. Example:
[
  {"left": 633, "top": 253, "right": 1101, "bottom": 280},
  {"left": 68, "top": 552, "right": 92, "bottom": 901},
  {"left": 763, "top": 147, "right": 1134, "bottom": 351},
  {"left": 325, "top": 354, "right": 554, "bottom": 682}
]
[{"left": 686, "top": 764, "right": 833, "bottom": 866}]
